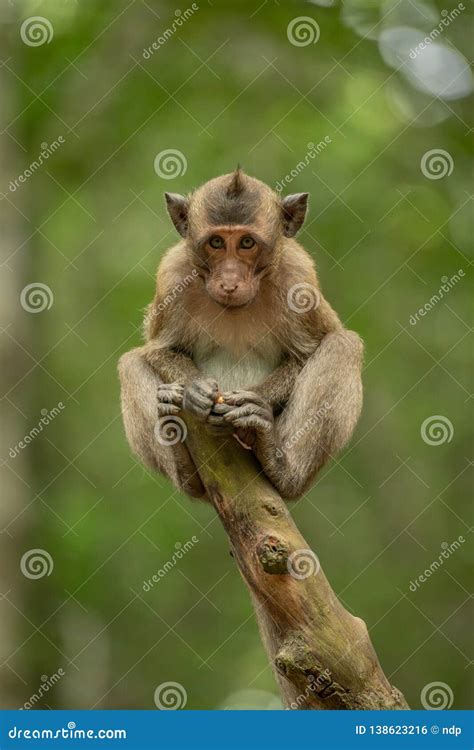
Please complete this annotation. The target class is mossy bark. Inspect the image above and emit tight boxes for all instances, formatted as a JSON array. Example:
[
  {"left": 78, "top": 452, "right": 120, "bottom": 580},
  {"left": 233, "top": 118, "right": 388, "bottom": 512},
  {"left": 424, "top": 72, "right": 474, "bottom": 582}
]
[{"left": 184, "top": 418, "right": 409, "bottom": 710}]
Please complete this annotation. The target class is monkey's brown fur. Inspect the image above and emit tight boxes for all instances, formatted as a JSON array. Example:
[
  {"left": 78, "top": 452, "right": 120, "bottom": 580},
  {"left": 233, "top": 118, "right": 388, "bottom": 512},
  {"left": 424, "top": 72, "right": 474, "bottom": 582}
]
[{"left": 119, "top": 170, "right": 363, "bottom": 501}]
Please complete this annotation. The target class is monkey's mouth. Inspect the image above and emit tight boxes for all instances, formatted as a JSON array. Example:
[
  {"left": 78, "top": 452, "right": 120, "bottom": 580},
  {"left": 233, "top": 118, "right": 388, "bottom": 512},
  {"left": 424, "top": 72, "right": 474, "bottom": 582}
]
[{"left": 208, "top": 290, "right": 254, "bottom": 309}]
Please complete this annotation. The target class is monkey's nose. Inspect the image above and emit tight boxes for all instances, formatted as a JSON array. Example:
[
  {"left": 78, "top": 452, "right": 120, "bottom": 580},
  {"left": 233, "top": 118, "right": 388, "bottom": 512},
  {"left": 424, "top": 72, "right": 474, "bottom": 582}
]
[{"left": 220, "top": 281, "right": 238, "bottom": 293}]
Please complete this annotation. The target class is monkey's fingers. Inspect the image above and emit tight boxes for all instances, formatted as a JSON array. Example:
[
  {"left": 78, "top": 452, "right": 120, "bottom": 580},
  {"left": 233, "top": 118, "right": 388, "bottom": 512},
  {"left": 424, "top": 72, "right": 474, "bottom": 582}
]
[
  {"left": 232, "top": 415, "right": 273, "bottom": 433},
  {"left": 190, "top": 378, "right": 219, "bottom": 398},
  {"left": 223, "top": 404, "right": 272, "bottom": 423},
  {"left": 157, "top": 384, "right": 184, "bottom": 405},
  {"left": 221, "top": 390, "right": 268, "bottom": 407},
  {"left": 206, "top": 414, "right": 227, "bottom": 426},
  {"left": 157, "top": 403, "right": 181, "bottom": 417},
  {"left": 211, "top": 402, "right": 233, "bottom": 416}
]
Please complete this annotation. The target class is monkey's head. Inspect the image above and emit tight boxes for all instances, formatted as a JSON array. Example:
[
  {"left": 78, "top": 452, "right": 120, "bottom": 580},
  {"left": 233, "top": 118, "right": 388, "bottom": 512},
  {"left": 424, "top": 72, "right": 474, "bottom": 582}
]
[{"left": 164, "top": 170, "right": 308, "bottom": 308}]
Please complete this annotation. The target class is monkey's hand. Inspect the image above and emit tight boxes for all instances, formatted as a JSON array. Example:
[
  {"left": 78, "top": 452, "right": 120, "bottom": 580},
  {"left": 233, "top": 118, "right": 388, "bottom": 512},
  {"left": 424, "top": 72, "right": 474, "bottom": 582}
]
[
  {"left": 212, "top": 391, "right": 274, "bottom": 446},
  {"left": 183, "top": 378, "right": 219, "bottom": 422},
  {"left": 157, "top": 382, "right": 184, "bottom": 417}
]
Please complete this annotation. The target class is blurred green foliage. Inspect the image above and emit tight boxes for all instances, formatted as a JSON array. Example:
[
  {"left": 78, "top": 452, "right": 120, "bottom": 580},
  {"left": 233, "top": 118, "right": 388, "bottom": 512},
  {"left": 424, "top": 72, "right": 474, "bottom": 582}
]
[{"left": 1, "top": 0, "right": 472, "bottom": 710}]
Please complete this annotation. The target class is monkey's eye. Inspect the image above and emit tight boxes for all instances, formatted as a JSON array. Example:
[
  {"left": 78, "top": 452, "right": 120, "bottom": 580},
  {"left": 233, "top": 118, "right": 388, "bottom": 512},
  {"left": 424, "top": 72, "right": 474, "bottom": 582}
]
[
  {"left": 239, "top": 236, "right": 255, "bottom": 249},
  {"left": 209, "top": 235, "right": 225, "bottom": 249}
]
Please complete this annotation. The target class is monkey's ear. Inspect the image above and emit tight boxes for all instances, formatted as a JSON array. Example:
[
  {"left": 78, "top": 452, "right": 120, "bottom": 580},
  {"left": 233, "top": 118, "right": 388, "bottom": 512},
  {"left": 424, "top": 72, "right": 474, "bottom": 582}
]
[
  {"left": 281, "top": 193, "right": 309, "bottom": 237},
  {"left": 164, "top": 192, "right": 189, "bottom": 237}
]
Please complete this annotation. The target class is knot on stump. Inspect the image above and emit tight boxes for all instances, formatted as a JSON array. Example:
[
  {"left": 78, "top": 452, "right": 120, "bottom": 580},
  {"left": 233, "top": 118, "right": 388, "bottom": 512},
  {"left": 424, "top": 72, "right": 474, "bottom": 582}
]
[
  {"left": 256, "top": 534, "right": 289, "bottom": 574},
  {"left": 275, "top": 636, "right": 347, "bottom": 704}
]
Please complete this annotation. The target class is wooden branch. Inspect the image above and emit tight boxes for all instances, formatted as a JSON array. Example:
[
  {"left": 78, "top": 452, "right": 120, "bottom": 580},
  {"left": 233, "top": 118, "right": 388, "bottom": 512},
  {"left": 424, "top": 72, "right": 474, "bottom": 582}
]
[{"left": 184, "top": 417, "right": 409, "bottom": 710}]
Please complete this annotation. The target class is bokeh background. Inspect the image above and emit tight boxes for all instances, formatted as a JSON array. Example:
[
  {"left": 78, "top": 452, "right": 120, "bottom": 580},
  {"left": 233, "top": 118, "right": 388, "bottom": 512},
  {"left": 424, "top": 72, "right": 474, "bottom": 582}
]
[{"left": 0, "top": 0, "right": 472, "bottom": 711}]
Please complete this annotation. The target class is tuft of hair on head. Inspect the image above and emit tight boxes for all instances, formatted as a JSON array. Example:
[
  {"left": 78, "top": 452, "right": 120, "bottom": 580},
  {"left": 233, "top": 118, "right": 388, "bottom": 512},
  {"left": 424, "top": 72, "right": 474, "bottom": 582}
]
[{"left": 226, "top": 166, "right": 245, "bottom": 199}]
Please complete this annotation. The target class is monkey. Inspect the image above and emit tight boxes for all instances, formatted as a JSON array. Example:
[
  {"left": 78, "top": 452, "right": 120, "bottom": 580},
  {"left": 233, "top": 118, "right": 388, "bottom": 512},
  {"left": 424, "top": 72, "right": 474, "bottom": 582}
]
[{"left": 118, "top": 169, "right": 363, "bottom": 501}]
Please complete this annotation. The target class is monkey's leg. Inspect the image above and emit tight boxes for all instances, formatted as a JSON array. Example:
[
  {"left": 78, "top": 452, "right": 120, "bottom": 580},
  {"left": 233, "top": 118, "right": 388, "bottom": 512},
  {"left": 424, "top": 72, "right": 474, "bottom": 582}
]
[
  {"left": 118, "top": 349, "right": 206, "bottom": 499},
  {"left": 216, "top": 330, "right": 363, "bottom": 500}
]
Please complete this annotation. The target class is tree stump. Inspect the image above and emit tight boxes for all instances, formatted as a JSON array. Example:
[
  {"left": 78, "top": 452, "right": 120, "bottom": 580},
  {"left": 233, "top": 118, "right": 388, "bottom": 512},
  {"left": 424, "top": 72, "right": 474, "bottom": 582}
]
[{"left": 184, "top": 417, "right": 409, "bottom": 710}]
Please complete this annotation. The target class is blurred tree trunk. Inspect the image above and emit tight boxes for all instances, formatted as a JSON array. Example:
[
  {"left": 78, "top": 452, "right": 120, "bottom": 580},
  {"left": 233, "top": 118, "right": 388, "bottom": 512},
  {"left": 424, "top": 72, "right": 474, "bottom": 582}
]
[
  {"left": 184, "top": 418, "right": 409, "bottom": 710},
  {"left": 0, "top": 53, "right": 28, "bottom": 708}
]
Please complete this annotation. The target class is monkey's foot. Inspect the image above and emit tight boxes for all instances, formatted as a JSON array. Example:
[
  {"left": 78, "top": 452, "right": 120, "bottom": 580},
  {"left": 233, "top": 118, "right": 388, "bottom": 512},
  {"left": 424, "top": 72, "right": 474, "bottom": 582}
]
[
  {"left": 183, "top": 378, "right": 219, "bottom": 422},
  {"left": 157, "top": 382, "right": 184, "bottom": 417}
]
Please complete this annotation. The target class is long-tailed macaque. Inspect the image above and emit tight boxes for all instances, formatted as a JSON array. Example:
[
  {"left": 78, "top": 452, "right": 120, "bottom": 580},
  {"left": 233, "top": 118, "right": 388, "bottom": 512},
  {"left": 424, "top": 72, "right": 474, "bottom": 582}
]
[{"left": 118, "top": 169, "right": 363, "bottom": 501}]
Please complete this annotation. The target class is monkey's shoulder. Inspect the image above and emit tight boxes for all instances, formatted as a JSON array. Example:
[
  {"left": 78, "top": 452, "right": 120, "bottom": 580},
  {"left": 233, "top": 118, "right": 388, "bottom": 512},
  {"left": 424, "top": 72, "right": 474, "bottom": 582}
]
[
  {"left": 279, "top": 239, "right": 319, "bottom": 288},
  {"left": 155, "top": 241, "right": 195, "bottom": 291}
]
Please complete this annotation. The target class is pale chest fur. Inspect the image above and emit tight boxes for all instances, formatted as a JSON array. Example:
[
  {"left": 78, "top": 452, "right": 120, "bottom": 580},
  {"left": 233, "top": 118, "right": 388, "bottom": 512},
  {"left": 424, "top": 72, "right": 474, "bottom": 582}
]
[
  {"left": 190, "top": 314, "right": 282, "bottom": 391},
  {"left": 194, "top": 344, "right": 280, "bottom": 391}
]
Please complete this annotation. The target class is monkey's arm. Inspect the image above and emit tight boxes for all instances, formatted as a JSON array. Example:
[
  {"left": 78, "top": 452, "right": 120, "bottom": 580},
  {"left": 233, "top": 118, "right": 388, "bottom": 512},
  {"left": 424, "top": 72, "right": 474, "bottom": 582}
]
[
  {"left": 259, "top": 329, "right": 363, "bottom": 499},
  {"left": 143, "top": 341, "right": 222, "bottom": 424},
  {"left": 253, "top": 356, "right": 303, "bottom": 410},
  {"left": 142, "top": 341, "right": 200, "bottom": 384},
  {"left": 215, "top": 329, "right": 363, "bottom": 500}
]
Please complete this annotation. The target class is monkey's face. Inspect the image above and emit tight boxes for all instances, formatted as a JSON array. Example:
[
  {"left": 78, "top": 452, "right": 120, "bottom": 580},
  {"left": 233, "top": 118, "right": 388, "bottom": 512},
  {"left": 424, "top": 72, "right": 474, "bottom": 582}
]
[{"left": 196, "top": 226, "right": 272, "bottom": 308}]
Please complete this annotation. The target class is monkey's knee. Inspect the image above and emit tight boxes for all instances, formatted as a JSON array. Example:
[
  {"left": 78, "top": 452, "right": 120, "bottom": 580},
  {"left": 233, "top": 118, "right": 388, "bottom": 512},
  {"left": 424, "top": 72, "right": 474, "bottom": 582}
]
[{"left": 342, "top": 329, "right": 364, "bottom": 364}]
